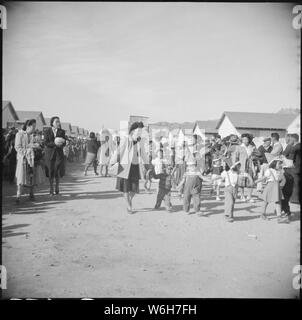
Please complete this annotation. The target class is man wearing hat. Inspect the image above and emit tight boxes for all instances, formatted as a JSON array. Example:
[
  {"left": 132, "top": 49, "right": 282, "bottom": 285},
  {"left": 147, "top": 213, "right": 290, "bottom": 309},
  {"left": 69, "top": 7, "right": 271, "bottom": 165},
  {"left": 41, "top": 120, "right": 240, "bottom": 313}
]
[
  {"left": 255, "top": 137, "right": 273, "bottom": 192},
  {"left": 257, "top": 137, "right": 273, "bottom": 164},
  {"left": 225, "top": 135, "right": 240, "bottom": 165},
  {"left": 271, "top": 132, "right": 283, "bottom": 156}
]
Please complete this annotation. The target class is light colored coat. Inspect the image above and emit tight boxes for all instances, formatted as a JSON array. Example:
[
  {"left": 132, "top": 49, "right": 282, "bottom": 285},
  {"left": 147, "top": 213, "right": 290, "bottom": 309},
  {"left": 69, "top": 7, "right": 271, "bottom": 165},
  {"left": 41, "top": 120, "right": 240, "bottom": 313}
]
[
  {"left": 98, "top": 140, "right": 114, "bottom": 165},
  {"left": 15, "top": 130, "right": 34, "bottom": 185},
  {"left": 110, "top": 136, "right": 149, "bottom": 180},
  {"left": 236, "top": 144, "right": 256, "bottom": 176},
  {"left": 271, "top": 141, "right": 283, "bottom": 156}
]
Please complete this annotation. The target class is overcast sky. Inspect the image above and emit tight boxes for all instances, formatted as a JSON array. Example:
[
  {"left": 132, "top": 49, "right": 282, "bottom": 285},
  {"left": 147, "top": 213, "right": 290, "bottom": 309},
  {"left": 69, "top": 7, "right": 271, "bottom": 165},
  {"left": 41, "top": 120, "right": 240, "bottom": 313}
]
[{"left": 3, "top": 2, "right": 300, "bottom": 131}]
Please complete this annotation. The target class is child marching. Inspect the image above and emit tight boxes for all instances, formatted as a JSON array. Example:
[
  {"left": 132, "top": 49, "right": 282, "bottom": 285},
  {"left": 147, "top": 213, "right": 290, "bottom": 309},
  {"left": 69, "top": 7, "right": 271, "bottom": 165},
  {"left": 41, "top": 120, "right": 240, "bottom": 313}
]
[
  {"left": 213, "top": 158, "right": 241, "bottom": 223},
  {"left": 177, "top": 157, "right": 203, "bottom": 215},
  {"left": 152, "top": 164, "right": 174, "bottom": 212}
]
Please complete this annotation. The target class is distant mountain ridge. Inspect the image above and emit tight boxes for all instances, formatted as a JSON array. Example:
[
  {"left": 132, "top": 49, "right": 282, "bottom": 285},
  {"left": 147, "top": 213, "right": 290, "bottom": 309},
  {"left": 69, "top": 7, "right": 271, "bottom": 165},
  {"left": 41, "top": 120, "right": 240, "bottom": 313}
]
[{"left": 277, "top": 108, "right": 300, "bottom": 114}]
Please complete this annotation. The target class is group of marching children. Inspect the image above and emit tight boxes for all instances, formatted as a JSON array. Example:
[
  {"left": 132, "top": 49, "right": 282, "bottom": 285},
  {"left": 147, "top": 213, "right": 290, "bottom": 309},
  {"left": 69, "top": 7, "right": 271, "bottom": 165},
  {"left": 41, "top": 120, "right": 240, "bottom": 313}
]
[
  {"left": 146, "top": 133, "right": 293, "bottom": 224},
  {"left": 149, "top": 152, "right": 204, "bottom": 215}
]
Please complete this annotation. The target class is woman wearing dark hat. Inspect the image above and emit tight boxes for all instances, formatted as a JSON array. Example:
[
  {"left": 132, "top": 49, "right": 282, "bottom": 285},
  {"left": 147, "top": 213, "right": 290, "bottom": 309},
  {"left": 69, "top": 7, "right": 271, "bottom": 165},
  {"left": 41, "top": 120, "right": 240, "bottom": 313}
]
[
  {"left": 236, "top": 133, "right": 257, "bottom": 203},
  {"left": 109, "top": 121, "right": 149, "bottom": 213},
  {"left": 44, "top": 116, "right": 66, "bottom": 195}
]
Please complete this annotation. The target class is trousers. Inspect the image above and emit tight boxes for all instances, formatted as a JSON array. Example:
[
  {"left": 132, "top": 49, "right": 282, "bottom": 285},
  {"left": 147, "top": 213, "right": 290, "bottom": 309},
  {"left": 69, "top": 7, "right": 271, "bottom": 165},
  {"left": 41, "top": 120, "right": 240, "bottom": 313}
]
[
  {"left": 224, "top": 185, "right": 237, "bottom": 218},
  {"left": 155, "top": 188, "right": 172, "bottom": 209},
  {"left": 183, "top": 191, "right": 201, "bottom": 212}
]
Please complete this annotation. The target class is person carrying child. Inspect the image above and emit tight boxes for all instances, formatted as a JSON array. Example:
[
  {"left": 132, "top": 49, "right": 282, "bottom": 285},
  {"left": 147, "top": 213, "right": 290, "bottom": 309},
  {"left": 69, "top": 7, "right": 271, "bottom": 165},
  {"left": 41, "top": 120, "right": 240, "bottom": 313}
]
[
  {"left": 177, "top": 157, "right": 203, "bottom": 215},
  {"left": 255, "top": 153, "right": 287, "bottom": 223},
  {"left": 152, "top": 163, "right": 173, "bottom": 212}
]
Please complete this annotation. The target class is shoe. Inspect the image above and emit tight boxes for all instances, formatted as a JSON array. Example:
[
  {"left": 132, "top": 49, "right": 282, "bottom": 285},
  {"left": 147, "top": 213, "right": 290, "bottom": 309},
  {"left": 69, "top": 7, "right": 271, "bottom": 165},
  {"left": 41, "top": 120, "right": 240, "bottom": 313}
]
[
  {"left": 127, "top": 207, "right": 133, "bottom": 214},
  {"left": 277, "top": 217, "right": 290, "bottom": 224},
  {"left": 95, "top": 172, "right": 99, "bottom": 176},
  {"left": 29, "top": 194, "right": 35, "bottom": 201},
  {"left": 227, "top": 217, "right": 234, "bottom": 223},
  {"left": 198, "top": 211, "right": 208, "bottom": 217},
  {"left": 84, "top": 172, "right": 88, "bottom": 176},
  {"left": 216, "top": 196, "right": 222, "bottom": 201},
  {"left": 260, "top": 214, "right": 268, "bottom": 220}
]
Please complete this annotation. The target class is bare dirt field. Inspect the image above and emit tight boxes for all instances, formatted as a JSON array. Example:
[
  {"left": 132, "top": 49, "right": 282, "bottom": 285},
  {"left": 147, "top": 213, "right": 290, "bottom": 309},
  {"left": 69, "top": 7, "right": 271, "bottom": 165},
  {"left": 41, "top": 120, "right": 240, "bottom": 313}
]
[{"left": 2, "top": 163, "right": 300, "bottom": 298}]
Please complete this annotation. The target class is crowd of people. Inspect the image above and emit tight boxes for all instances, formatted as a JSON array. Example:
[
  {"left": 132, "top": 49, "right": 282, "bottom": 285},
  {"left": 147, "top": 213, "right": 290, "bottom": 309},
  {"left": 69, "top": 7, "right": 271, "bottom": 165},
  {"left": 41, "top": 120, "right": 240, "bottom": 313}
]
[
  {"left": 2, "top": 119, "right": 300, "bottom": 224},
  {"left": 107, "top": 123, "right": 300, "bottom": 224}
]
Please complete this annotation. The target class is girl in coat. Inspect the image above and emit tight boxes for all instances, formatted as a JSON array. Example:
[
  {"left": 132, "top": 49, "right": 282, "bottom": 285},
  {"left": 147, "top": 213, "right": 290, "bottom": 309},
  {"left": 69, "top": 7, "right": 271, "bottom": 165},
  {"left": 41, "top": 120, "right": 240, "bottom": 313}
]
[
  {"left": 255, "top": 154, "right": 286, "bottom": 223},
  {"left": 15, "top": 119, "right": 38, "bottom": 203}
]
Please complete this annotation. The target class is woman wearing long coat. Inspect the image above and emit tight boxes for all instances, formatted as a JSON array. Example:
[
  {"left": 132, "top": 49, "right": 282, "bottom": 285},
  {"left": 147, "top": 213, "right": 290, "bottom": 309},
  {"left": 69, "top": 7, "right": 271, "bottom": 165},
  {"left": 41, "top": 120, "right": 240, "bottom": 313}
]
[
  {"left": 109, "top": 122, "right": 149, "bottom": 213},
  {"left": 15, "top": 119, "right": 37, "bottom": 203},
  {"left": 44, "top": 116, "right": 66, "bottom": 195},
  {"left": 235, "top": 133, "right": 257, "bottom": 203}
]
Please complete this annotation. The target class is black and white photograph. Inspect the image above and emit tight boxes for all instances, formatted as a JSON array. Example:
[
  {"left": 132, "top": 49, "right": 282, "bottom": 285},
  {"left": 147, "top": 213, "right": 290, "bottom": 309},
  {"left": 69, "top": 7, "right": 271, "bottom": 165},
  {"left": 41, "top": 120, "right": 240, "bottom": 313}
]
[{"left": 1, "top": 1, "right": 301, "bottom": 301}]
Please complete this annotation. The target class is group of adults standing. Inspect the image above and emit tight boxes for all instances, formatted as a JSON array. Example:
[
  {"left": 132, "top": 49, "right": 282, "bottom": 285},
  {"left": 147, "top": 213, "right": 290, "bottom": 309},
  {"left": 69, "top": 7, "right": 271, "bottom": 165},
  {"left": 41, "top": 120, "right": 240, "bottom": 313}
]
[
  {"left": 83, "top": 131, "right": 113, "bottom": 176},
  {"left": 14, "top": 116, "right": 67, "bottom": 202}
]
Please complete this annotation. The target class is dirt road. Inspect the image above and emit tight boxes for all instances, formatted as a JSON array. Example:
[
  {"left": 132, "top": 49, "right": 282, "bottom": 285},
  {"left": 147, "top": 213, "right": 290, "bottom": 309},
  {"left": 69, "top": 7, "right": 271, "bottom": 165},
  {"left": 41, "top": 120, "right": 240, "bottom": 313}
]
[{"left": 2, "top": 163, "right": 300, "bottom": 298}]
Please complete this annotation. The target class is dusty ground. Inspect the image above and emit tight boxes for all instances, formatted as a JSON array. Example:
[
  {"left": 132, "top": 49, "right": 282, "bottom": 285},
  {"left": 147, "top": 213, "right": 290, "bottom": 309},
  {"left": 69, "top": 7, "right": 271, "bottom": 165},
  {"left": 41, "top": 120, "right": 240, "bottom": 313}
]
[{"left": 2, "top": 163, "right": 300, "bottom": 298}]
